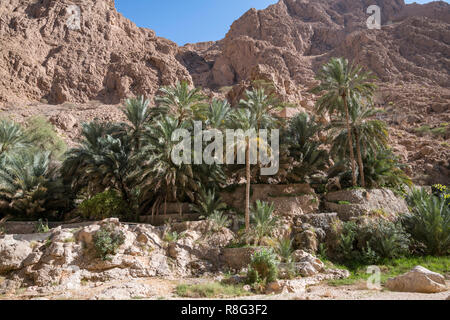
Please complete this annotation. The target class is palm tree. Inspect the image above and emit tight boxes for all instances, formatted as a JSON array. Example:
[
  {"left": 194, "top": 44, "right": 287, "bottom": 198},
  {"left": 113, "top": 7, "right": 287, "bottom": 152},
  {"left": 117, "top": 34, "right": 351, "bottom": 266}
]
[
  {"left": 155, "top": 81, "right": 207, "bottom": 122},
  {"left": 0, "top": 119, "right": 30, "bottom": 158},
  {"left": 0, "top": 151, "right": 70, "bottom": 218},
  {"left": 121, "top": 96, "right": 157, "bottom": 151},
  {"left": 283, "top": 112, "right": 329, "bottom": 180},
  {"left": 61, "top": 120, "right": 138, "bottom": 204},
  {"left": 137, "top": 115, "right": 199, "bottom": 218},
  {"left": 311, "top": 57, "right": 377, "bottom": 186},
  {"left": 233, "top": 88, "right": 282, "bottom": 231},
  {"left": 205, "top": 99, "right": 232, "bottom": 130},
  {"left": 329, "top": 98, "right": 388, "bottom": 187}
]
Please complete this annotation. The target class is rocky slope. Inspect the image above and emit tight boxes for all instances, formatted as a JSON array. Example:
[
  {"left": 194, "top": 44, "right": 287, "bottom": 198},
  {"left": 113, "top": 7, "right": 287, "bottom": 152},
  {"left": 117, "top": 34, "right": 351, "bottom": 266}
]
[
  {"left": 0, "top": 0, "right": 191, "bottom": 104},
  {"left": 0, "top": 0, "right": 449, "bottom": 184}
]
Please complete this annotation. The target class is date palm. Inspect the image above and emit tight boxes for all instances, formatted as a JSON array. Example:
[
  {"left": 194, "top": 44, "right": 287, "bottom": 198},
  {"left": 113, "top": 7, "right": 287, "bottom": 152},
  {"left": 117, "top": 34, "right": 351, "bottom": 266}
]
[
  {"left": 0, "top": 151, "right": 70, "bottom": 218},
  {"left": 311, "top": 57, "right": 377, "bottom": 186},
  {"left": 283, "top": 112, "right": 328, "bottom": 180},
  {"left": 137, "top": 116, "right": 199, "bottom": 218},
  {"left": 329, "top": 98, "right": 388, "bottom": 187},
  {"left": 156, "top": 81, "right": 207, "bottom": 122},
  {"left": 121, "top": 96, "right": 159, "bottom": 151},
  {"left": 0, "top": 119, "right": 30, "bottom": 158}
]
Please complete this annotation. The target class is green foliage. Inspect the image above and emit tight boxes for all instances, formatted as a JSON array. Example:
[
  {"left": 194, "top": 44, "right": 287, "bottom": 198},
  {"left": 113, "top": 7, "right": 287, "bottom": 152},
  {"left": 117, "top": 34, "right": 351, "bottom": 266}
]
[
  {"left": 191, "top": 188, "right": 227, "bottom": 218},
  {"left": 403, "top": 188, "right": 450, "bottom": 256},
  {"left": 275, "top": 237, "right": 294, "bottom": 263},
  {"left": 283, "top": 113, "right": 328, "bottom": 180},
  {"left": 432, "top": 184, "right": 449, "bottom": 206},
  {"left": 78, "top": 190, "right": 131, "bottom": 220},
  {"left": 176, "top": 282, "right": 250, "bottom": 298},
  {"left": 328, "top": 255, "right": 450, "bottom": 286},
  {"left": 363, "top": 149, "right": 412, "bottom": 190},
  {"left": 164, "top": 231, "right": 183, "bottom": 243},
  {"left": 34, "top": 219, "right": 50, "bottom": 233},
  {"left": 247, "top": 248, "right": 279, "bottom": 284},
  {"left": 155, "top": 81, "right": 207, "bottom": 122},
  {"left": 0, "top": 119, "right": 31, "bottom": 159},
  {"left": 250, "top": 201, "right": 278, "bottom": 244},
  {"left": 0, "top": 151, "right": 70, "bottom": 219},
  {"left": 24, "top": 116, "right": 67, "bottom": 159},
  {"left": 333, "top": 219, "right": 410, "bottom": 267},
  {"left": 93, "top": 224, "right": 125, "bottom": 260},
  {"left": 207, "top": 211, "right": 231, "bottom": 230}
]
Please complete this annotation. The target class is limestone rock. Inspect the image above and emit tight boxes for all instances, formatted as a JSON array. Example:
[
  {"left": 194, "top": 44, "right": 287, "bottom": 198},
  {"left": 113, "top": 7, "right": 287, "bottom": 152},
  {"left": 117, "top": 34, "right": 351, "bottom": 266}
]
[
  {"left": 0, "top": 235, "right": 32, "bottom": 273},
  {"left": 386, "top": 266, "right": 447, "bottom": 293}
]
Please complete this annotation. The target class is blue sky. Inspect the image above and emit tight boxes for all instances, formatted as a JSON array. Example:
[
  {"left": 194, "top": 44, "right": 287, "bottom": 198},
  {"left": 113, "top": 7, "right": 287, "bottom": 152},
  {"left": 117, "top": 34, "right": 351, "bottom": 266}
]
[{"left": 115, "top": 0, "right": 447, "bottom": 45}]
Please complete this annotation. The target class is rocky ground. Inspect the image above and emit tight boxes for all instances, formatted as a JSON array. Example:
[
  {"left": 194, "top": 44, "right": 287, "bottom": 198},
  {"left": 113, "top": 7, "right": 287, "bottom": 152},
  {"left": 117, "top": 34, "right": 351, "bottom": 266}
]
[{"left": 0, "top": 276, "right": 448, "bottom": 300}]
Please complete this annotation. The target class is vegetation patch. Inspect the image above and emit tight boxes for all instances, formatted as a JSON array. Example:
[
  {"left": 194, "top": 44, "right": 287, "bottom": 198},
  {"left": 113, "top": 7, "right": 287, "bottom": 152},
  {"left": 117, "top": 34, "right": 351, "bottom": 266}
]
[
  {"left": 176, "top": 282, "right": 250, "bottom": 298},
  {"left": 327, "top": 256, "right": 450, "bottom": 287}
]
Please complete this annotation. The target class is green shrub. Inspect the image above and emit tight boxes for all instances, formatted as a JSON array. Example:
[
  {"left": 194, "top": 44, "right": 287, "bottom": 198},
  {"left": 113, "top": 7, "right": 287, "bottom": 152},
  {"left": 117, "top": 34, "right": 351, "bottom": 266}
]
[
  {"left": 275, "top": 237, "right": 293, "bottom": 263},
  {"left": 163, "top": 231, "right": 183, "bottom": 243},
  {"left": 333, "top": 219, "right": 410, "bottom": 267},
  {"left": 251, "top": 201, "right": 278, "bottom": 245},
  {"left": 403, "top": 188, "right": 450, "bottom": 256},
  {"left": 247, "top": 248, "right": 279, "bottom": 284},
  {"left": 78, "top": 190, "right": 131, "bottom": 220},
  {"left": 176, "top": 282, "right": 250, "bottom": 298},
  {"left": 191, "top": 188, "right": 227, "bottom": 218},
  {"left": 207, "top": 211, "right": 231, "bottom": 230},
  {"left": 93, "top": 224, "right": 125, "bottom": 260},
  {"left": 24, "top": 116, "right": 67, "bottom": 159},
  {"left": 34, "top": 219, "right": 50, "bottom": 233}
]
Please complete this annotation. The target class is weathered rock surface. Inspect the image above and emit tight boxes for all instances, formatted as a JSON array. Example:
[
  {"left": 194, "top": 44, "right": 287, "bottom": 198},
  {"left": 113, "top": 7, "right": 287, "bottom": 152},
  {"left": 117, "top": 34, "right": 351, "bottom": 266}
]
[
  {"left": 0, "top": 218, "right": 235, "bottom": 291},
  {"left": 0, "top": 0, "right": 191, "bottom": 104},
  {"left": 324, "top": 188, "right": 409, "bottom": 221},
  {"left": 386, "top": 266, "right": 447, "bottom": 293}
]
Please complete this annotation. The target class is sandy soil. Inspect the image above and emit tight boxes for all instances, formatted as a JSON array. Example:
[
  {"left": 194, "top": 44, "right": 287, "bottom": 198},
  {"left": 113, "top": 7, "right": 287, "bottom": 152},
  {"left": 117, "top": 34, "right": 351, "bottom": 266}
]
[{"left": 0, "top": 277, "right": 448, "bottom": 301}]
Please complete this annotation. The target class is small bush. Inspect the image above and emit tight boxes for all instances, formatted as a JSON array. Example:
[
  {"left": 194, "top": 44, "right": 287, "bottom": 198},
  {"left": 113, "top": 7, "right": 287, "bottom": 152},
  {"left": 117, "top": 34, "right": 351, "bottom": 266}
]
[
  {"left": 250, "top": 201, "right": 278, "bottom": 245},
  {"left": 34, "top": 219, "right": 50, "bottom": 233},
  {"left": 24, "top": 116, "right": 67, "bottom": 159},
  {"left": 164, "top": 231, "right": 183, "bottom": 243},
  {"left": 191, "top": 188, "right": 227, "bottom": 218},
  {"left": 93, "top": 224, "right": 125, "bottom": 260},
  {"left": 78, "top": 190, "right": 131, "bottom": 220},
  {"left": 207, "top": 211, "right": 231, "bottom": 230},
  {"left": 176, "top": 282, "right": 250, "bottom": 298},
  {"left": 247, "top": 248, "right": 279, "bottom": 284},
  {"left": 332, "top": 219, "right": 410, "bottom": 267},
  {"left": 275, "top": 238, "right": 293, "bottom": 263},
  {"left": 403, "top": 188, "right": 450, "bottom": 256}
]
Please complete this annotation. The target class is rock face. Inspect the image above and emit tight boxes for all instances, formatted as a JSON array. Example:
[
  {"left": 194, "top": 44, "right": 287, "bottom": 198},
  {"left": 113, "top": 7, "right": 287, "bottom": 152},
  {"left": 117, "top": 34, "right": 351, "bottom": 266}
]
[
  {"left": 0, "top": 0, "right": 191, "bottom": 104},
  {"left": 0, "top": 218, "right": 235, "bottom": 290},
  {"left": 324, "top": 188, "right": 409, "bottom": 221},
  {"left": 386, "top": 266, "right": 447, "bottom": 293}
]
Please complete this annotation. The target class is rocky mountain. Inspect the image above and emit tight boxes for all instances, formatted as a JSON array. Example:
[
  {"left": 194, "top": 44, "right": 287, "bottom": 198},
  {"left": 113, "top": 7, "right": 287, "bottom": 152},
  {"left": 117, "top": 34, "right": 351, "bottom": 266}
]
[
  {"left": 0, "top": 0, "right": 449, "bottom": 184},
  {"left": 0, "top": 0, "right": 191, "bottom": 104}
]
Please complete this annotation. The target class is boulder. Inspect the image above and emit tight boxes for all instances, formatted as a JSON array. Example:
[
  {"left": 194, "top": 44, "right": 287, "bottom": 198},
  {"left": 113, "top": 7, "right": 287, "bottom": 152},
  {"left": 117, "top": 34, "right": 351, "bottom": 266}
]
[
  {"left": 386, "top": 266, "right": 447, "bottom": 293},
  {"left": 0, "top": 235, "right": 32, "bottom": 273},
  {"left": 220, "top": 247, "right": 259, "bottom": 271},
  {"left": 324, "top": 188, "right": 409, "bottom": 221}
]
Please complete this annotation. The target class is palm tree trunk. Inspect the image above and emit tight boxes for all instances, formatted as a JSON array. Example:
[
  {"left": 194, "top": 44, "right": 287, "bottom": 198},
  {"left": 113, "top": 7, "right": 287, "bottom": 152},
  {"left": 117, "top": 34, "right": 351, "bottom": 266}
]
[
  {"left": 245, "top": 139, "right": 251, "bottom": 232},
  {"left": 343, "top": 95, "right": 357, "bottom": 186},
  {"left": 355, "top": 130, "right": 365, "bottom": 188}
]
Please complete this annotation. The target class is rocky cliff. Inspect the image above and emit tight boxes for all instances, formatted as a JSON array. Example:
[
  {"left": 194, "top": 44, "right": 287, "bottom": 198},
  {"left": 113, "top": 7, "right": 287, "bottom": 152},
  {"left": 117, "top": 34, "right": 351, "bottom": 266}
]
[{"left": 0, "top": 0, "right": 191, "bottom": 104}]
